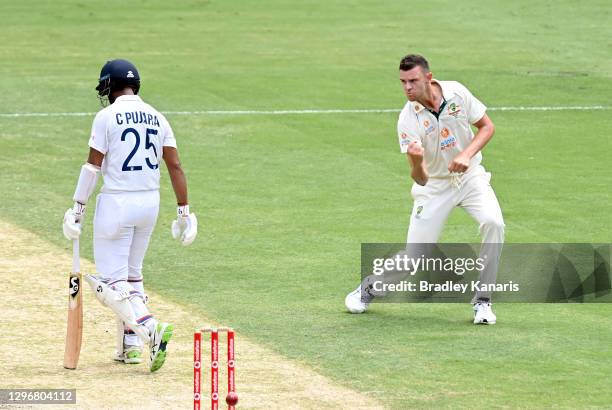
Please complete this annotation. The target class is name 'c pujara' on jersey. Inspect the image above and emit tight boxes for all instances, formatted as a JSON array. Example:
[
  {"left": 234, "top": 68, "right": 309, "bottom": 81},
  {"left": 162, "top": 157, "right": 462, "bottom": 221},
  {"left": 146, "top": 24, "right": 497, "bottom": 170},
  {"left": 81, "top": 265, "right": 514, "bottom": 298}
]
[{"left": 115, "top": 111, "right": 160, "bottom": 127}]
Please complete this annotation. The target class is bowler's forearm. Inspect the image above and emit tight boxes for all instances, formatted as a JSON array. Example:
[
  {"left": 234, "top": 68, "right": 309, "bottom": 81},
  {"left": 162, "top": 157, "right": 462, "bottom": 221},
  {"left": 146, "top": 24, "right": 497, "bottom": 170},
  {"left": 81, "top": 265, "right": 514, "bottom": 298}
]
[
  {"left": 464, "top": 115, "right": 495, "bottom": 158},
  {"left": 465, "top": 127, "right": 494, "bottom": 158},
  {"left": 410, "top": 162, "right": 429, "bottom": 186}
]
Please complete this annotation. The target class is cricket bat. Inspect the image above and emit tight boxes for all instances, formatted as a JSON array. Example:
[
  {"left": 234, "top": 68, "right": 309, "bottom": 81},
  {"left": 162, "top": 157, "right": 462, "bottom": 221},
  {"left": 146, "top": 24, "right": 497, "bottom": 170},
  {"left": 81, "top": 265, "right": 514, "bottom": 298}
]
[{"left": 63, "top": 238, "right": 83, "bottom": 369}]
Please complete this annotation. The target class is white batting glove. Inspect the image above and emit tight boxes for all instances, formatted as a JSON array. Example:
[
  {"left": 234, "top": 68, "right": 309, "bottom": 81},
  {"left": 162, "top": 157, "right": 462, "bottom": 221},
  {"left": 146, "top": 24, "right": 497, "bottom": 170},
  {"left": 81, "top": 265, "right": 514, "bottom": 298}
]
[
  {"left": 171, "top": 205, "right": 198, "bottom": 246},
  {"left": 63, "top": 202, "right": 86, "bottom": 240}
]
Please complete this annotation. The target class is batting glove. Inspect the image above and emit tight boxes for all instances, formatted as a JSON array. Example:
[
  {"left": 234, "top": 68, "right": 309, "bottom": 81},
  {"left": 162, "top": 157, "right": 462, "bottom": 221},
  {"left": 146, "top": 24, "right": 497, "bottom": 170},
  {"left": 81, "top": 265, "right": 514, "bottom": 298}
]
[
  {"left": 171, "top": 205, "right": 198, "bottom": 246},
  {"left": 63, "top": 202, "right": 86, "bottom": 240}
]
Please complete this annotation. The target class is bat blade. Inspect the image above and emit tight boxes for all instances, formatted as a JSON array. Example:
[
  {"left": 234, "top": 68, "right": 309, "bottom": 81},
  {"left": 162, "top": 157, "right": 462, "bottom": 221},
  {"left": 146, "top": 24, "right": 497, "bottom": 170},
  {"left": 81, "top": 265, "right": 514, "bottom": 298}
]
[{"left": 63, "top": 239, "right": 83, "bottom": 369}]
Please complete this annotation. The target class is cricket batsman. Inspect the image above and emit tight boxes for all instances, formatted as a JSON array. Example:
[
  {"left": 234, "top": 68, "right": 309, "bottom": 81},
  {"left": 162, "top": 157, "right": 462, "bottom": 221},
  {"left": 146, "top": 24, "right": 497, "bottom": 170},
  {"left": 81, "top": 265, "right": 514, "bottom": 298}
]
[
  {"left": 345, "top": 54, "right": 504, "bottom": 324},
  {"left": 62, "top": 59, "right": 198, "bottom": 371}
]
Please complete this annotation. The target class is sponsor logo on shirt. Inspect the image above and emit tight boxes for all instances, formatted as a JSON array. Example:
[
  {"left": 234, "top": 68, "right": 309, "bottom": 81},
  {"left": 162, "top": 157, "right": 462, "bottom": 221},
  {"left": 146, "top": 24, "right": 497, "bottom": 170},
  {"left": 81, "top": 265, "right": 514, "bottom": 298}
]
[
  {"left": 423, "top": 120, "right": 435, "bottom": 135},
  {"left": 440, "top": 127, "right": 450, "bottom": 138},
  {"left": 441, "top": 135, "right": 457, "bottom": 151},
  {"left": 400, "top": 132, "right": 408, "bottom": 139}
]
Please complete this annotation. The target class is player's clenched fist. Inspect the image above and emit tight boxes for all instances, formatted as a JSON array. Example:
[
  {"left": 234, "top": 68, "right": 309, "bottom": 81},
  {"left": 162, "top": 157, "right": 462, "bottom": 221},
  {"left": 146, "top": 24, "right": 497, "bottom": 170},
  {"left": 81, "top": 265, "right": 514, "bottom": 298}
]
[
  {"left": 171, "top": 205, "right": 198, "bottom": 246},
  {"left": 448, "top": 151, "right": 470, "bottom": 173},
  {"left": 407, "top": 140, "right": 424, "bottom": 161}
]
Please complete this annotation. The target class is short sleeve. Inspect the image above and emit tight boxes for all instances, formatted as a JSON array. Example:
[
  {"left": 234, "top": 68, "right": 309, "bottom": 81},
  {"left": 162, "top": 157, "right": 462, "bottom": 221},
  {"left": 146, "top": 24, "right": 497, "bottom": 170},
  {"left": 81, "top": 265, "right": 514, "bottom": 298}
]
[
  {"left": 397, "top": 113, "right": 422, "bottom": 154},
  {"left": 159, "top": 114, "right": 177, "bottom": 148},
  {"left": 88, "top": 110, "right": 109, "bottom": 154},
  {"left": 456, "top": 82, "right": 486, "bottom": 124}
]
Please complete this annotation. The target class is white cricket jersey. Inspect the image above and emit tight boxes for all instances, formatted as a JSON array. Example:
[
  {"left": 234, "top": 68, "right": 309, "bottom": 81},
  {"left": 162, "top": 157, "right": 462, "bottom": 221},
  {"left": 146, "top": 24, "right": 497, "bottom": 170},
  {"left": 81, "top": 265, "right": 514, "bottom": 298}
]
[
  {"left": 89, "top": 95, "right": 177, "bottom": 193},
  {"left": 397, "top": 80, "right": 487, "bottom": 178}
]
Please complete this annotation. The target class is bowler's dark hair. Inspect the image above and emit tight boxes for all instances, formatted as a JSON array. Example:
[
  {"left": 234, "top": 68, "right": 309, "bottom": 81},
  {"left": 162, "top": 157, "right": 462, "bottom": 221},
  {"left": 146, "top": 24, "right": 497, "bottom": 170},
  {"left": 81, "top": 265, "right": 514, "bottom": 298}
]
[{"left": 399, "top": 54, "right": 430, "bottom": 72}]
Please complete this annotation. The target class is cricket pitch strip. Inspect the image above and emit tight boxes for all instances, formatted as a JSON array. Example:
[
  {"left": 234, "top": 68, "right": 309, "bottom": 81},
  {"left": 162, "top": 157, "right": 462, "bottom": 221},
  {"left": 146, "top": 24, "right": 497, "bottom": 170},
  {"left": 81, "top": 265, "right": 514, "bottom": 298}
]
[{"left": 0, "top": 219, "right": 382, "bottom": 409}]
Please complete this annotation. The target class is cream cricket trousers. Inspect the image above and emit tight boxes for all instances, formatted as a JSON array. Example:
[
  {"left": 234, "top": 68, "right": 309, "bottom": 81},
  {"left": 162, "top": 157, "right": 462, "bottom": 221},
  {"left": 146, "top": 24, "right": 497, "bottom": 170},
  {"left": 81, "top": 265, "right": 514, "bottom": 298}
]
[{"left": 407, "top": 166, "right": 505, "bottom": 301}]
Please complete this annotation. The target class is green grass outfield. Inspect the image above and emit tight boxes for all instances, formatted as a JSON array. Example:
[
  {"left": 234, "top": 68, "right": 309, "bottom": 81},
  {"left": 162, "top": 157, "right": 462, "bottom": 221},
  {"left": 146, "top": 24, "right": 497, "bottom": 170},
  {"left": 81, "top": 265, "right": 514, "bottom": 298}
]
[{"left": 1, "top": 0, "right": 611, "bottom": 408}]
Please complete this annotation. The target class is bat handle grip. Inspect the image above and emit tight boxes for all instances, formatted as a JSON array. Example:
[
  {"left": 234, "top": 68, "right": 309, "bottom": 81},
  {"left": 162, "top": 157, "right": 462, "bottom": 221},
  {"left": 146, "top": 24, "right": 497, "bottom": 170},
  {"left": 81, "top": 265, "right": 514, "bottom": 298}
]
[{"left": 72, "top": 238, "right": 80, "bottom": 273}]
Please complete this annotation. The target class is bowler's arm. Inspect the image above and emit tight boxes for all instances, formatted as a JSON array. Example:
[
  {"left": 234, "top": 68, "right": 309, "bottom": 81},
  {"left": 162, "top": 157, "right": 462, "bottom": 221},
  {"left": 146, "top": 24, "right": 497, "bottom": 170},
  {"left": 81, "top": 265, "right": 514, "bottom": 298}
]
[
  {"left": 465, "top": 114, "right": 495, "bottom": 158},
  {"left": 448, "top": 114, "right": 495, "bottom": 173},
  {"left": 407, "top": 141, "right": 428, "bottom": 186}
]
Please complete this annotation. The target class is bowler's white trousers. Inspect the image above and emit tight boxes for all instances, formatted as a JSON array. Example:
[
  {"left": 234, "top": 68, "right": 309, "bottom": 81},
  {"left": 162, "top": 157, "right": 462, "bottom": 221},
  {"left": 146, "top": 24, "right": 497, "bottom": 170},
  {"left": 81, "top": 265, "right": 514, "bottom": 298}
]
[{"left": 407, "top": 166, "right": 505, "bottom": 301}]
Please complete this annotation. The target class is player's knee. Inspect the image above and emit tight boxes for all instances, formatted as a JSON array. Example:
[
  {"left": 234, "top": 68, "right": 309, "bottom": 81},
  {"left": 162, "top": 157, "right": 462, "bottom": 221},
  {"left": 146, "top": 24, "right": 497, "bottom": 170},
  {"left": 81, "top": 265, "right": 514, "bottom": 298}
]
[{"left": 113, "top": 280, "right": 147, "bottom": 303}]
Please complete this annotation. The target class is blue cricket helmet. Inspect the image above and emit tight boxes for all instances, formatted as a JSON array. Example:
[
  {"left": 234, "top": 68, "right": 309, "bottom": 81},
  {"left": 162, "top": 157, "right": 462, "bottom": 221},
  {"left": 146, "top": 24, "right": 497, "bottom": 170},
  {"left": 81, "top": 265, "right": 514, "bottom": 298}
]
[{"left": 95, "top": 59, "right": 141, "bottom": 104}]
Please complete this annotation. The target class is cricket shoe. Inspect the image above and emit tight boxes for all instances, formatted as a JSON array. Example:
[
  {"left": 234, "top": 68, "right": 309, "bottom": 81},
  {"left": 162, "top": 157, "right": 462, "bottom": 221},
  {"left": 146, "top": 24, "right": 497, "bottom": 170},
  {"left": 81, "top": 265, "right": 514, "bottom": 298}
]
[
  {"left": 473, "top": 301, "right": 496, "bottom": 325},
  {"left": 149, "top": 322, "right": 174, "bottom": 372},
  {"left": 345, "top": 284, "right": 374, "bottom": 314},
  {"left": 113, "top": 345, "right": 143, "bottom": 364}
]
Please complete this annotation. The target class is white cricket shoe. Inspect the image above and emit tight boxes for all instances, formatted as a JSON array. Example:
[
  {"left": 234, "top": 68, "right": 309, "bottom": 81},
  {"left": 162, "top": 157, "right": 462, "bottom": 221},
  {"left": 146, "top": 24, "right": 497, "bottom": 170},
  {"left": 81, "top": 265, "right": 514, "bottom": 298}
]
[
  {"left": 473, "top": 301, "right": 496, "bottom": 325},
  {"left": 345, "top": 285, "right": 372, "bottom": 314}
]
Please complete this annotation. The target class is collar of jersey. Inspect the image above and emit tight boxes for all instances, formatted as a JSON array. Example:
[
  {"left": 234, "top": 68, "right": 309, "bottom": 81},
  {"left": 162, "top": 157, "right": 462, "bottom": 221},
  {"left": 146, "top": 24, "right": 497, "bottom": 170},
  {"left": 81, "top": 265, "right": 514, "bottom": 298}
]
[
  {"left": 412, "top": 79, "right": 453, "bottom": 113},
  {"left": 115, "top": 95, "right": 142, "bottom": 102}
]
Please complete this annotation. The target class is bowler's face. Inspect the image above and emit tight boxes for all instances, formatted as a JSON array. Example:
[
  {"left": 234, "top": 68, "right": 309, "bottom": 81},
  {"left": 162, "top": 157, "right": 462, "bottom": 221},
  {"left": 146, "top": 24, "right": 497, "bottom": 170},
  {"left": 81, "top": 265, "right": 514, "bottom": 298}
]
[{"left": 399, "top": 66, "right": 430, "bottom": 101}]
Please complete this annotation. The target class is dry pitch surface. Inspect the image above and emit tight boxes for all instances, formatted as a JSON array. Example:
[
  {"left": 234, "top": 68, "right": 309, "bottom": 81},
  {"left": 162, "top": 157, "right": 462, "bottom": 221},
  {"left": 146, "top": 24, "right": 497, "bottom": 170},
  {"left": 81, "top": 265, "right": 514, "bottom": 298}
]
[{"left": 0, "top": 220, "right": 382, "bottom": 409}]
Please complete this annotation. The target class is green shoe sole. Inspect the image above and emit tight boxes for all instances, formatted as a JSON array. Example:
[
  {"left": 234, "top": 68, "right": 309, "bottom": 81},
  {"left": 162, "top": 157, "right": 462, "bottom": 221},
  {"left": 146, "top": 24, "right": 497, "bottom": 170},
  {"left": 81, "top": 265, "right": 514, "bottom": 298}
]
[
  {"left": 150, "top": 324, "right": 173, "bottom": 372},
  {"left": 124, "top": 352, "right": 142, "bottom": 364}
]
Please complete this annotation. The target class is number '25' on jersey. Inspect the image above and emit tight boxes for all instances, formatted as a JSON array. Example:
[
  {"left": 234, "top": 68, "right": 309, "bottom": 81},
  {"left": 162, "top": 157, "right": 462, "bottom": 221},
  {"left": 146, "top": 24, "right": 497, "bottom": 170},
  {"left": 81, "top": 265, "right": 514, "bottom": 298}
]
[{"left": 88, "top": 95, "right": 177, "bottom": 193}]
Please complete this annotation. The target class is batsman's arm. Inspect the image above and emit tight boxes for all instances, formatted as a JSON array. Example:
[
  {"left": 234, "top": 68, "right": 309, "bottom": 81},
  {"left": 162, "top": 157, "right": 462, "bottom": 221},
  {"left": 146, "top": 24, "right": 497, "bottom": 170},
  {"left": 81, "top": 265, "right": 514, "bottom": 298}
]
[
  {"left": 62, "top": 148, "right": 104, "bottom": 241},
  {"left": 86, "top": 148, "right": 104, "bottom": 168},
  {"left": 164, "top": 146, "right": 197, "bottom": 246},
  {"left": 71, "top": 148, "right": 103, "bottom": 208},
  {"left": 163, "top": 146, "right": 188, "bottom": 206}
]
